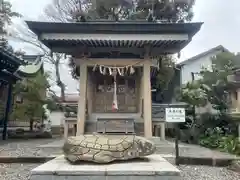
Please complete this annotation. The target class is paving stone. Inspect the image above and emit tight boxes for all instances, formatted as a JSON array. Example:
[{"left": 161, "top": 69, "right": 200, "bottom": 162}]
[{"left": 30, "top": 155, "right": 180, "bottom": 180}]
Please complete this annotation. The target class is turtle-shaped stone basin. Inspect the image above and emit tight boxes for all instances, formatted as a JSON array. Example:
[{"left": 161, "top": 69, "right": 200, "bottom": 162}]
[{"left": 63, "top": 134, "right": 156, "bottom": 164}]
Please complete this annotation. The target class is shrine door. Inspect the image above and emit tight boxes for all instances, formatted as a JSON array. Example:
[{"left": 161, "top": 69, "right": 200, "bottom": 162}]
[{"left": 94, "top": 75, "right": 138, "bottom": 113}]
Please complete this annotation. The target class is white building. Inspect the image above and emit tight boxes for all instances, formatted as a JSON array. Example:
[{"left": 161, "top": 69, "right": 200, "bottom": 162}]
[{"left": 178, "top": 45, "right": 229, "bottom": 85}]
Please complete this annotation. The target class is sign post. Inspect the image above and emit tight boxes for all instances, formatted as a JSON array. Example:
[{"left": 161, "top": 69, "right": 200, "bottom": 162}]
[{"left": 165, "top": 107, "right": 185, "bottom": 166}]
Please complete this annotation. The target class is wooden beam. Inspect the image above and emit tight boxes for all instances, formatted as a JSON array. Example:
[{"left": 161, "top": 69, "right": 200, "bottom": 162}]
[
  {"left": 50, "top": 46, "right": 182, "bottom": 56},
  {"left": 41, "top": 33, "right": 189, "bottom": 41}
]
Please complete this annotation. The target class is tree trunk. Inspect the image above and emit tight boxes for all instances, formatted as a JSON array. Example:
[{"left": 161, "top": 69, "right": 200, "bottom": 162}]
[{"left": 55, "top": 55, "right": 65, "bottom": 102}]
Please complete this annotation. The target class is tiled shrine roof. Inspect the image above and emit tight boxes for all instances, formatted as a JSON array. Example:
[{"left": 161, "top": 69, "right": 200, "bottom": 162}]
[
  {"left": 26, "top": 21, "right": 203, "bottom": 57},
  {"left": 26, "top": 21, "right": 202, "bottom": 35}
]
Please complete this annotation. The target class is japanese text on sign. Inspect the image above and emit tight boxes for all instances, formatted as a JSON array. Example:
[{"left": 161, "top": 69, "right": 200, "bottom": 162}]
[{"left": 165, "top": 108, "right": 185, "bottom": 122}]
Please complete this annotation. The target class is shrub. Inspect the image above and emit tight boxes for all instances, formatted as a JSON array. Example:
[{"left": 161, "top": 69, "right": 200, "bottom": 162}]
[
  {"left": 199, "top": 127, "right": 240, "bottom": 155},
  {"left": 219, "top": 135, "right": 240, "bottom": 155},
  {"left": 199, "top": 127, "right": 224, "bottom": 148}
]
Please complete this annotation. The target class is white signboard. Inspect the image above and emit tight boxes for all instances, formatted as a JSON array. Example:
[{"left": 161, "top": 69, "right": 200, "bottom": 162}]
[{"left": 165, "top": 108, "right": 185, "bottom": 123}]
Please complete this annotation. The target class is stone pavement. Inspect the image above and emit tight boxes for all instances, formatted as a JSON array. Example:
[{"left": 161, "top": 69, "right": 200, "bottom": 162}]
[
  {"left": 37, "top": 137, "right": 239, "bottom": 162},
  {"left": 150, "top": 137, "right": 239, "bottom": 161},
  {"left": 1, "top": 163, "right": 240, "bottom": 180}
]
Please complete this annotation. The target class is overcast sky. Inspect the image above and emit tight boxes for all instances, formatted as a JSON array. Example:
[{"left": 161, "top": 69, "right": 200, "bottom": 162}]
[{"left": 8, "top": 0, "right": 240, "bottom": 93}]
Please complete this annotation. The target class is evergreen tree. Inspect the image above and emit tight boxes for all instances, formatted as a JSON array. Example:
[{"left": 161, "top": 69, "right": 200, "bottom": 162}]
[
  {"left": 45, "top": 0, "right": 195, "bottom": 22},
  {"left": 178, "top": 52, "right": 240, "bottom": 114},
  {"left": 200, "top": 52, "right": 240, "bottom": 113},
  {"left": 11, "top": 72, "right": 49, "bottom": 131}
]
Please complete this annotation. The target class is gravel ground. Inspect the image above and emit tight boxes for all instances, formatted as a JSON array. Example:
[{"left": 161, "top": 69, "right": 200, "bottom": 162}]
[
  {"left": 0, "top": 163, "right": 38, "bottom": 180},
  {"left": 179, "top": 165, "right": 240, "bottom": 180},
  {"left": 0, "top": 163, "right": 239, "bottom": 180},
  {"left": 0, "top": 138, "right": 62, "bottom": 157},
  {"left": 0, "top": 137, "right": 239, "bottom": 179}
]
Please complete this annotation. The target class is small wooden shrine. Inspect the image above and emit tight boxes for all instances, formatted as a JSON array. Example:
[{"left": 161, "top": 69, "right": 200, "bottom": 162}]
[
  {"left": 0, "top": 47, "right": 23, "bottom": 140},
  {"left": 26, "top": 21, "right": 202, "bottom": 137},
  {"left": 0, "top": 47, "right": 44, "bottom": 140}
]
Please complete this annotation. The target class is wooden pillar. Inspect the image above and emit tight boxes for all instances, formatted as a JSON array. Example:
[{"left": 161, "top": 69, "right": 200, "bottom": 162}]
[
  {"left": 76, "top": 62, "right": 87, "bottom": 135},
  {"left": 2, "top": 83, "right": 13, "bottom": 140},
  {"left": 143, "top": 61, "right": 152, "bottom": 138}
]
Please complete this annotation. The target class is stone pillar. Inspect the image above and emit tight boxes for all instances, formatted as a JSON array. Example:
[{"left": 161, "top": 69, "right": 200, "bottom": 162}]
[
  {"left": 238, "top": 123, "right": 240, "bottom": 142},
  {"left": 72, "top": 124, "right": 77, "bottom": 136},
  {"left": 160, "top": 123, "right": 165, "bottom": 140},
  {"left": 76, "top": 62, "right": 87, "bottom": 135},
  {"left": 143, "top": 61, "right": 152, "bottom": 138},
  {"left": 64, "top": 123, "right": 68, "bottom": 139}
]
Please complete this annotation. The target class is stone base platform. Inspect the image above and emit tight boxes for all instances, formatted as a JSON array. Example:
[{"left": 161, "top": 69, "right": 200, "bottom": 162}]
[{"left": 30, "top": 154, "right": 180, "bottom": 180}]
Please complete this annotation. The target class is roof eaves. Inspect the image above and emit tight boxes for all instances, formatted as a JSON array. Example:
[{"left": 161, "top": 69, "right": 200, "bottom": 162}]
[
  {"left": 26, "top": 21, "right": 203, "bottom": 36},
  {"left": 178, "top": 45, "right": 229, "bottom": 66},
  {"left": 0, "top": 47, "right": 24, "bottom": 66}
]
